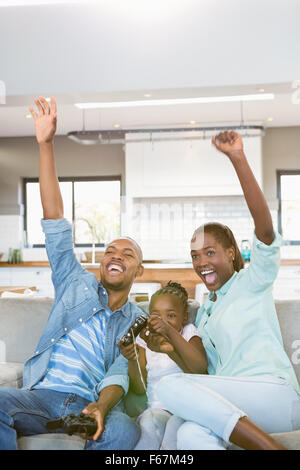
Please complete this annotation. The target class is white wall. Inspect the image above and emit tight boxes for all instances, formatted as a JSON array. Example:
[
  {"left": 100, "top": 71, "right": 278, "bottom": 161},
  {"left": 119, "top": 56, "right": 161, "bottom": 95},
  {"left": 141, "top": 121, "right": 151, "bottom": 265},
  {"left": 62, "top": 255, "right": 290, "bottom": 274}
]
[
  {"left": 123, "top": 134, "right": 261, "bottom": 260},
  {"left": 121, "top": 195, "right": 258, "bottom": 261},
  {"left": 0, "top": 215, "right": 23, "bottom": 259}
]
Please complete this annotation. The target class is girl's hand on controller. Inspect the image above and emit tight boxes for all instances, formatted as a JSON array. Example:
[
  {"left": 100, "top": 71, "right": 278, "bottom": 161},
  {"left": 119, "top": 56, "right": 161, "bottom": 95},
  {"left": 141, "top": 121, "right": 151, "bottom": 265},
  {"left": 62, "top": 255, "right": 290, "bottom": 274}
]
[
  {"left": 118, "top": 338, "right": 139, "bottom": 361},
  {"left": 140, "top": 329, "right": 174, "bottom": 354},
  {"left": 147, "top": 315, "right": 172, "bottom": 338}
]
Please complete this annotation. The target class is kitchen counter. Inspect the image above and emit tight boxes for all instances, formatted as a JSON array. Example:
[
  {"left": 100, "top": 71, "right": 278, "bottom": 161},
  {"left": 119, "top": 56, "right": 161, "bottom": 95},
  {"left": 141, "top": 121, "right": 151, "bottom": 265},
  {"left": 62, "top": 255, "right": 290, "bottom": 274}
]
[
  {"left": 1, "top": 260, "right": 299, "bottom": 299},
  {"left": 1, "top": 260, "right": 300, "bottom": 268},
  {"left": 0, "top": 261, "right": 50, "bottom": 267}
]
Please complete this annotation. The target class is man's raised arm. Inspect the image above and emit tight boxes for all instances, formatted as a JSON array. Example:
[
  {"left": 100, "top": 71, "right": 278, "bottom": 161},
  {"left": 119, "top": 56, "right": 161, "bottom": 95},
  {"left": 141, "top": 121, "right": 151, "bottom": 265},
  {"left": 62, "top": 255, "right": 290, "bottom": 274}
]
[{"left": 29, "top": 96, "right": 63, "bottom": 220}]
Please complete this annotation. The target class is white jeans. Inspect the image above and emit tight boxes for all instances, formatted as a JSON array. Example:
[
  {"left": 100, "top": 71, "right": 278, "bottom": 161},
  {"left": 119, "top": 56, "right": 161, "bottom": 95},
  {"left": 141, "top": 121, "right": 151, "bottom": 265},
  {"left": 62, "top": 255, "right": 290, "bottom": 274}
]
[
  {"left": 134, "top": 408, "right": 172, "bottom": 450},
  {"left": 155, "top": 374, "right": 300, "bottom": 450}
]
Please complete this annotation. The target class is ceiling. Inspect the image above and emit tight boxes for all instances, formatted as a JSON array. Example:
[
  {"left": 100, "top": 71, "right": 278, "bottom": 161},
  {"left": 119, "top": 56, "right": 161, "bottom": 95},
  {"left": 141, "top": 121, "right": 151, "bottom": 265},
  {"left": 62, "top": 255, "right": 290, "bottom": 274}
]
[{"left": 1, "top": 0, "right": 300, "bottom": 138}]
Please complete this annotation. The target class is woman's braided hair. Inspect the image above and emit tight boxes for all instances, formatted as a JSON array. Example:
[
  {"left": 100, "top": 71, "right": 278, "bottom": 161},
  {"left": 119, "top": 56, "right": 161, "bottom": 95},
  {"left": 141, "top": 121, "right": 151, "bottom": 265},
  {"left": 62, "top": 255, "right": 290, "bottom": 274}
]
[{"left": 150, "top": 281, "right": 189, "bottom": 313}]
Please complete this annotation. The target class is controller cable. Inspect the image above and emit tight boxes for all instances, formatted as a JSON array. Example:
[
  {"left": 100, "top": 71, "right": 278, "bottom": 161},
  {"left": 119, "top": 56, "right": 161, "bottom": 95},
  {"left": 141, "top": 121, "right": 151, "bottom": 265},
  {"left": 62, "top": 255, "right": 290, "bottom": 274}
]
[{"left": 130, "top": 326, "right": 171, "bottom": 449}]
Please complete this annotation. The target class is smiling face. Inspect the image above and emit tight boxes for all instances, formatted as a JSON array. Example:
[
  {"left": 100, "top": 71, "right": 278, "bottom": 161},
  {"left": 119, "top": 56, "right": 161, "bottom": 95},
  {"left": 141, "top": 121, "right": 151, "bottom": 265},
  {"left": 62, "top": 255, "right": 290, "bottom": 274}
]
[
  {"left": 149, "top": 293, "right": 187, "bottom": 331},
  {"left": 191, "top": 231, "right": 235, "bottom": 292},
  {"left": 99, "top": 238, "right": 144, "bottom": 292}
]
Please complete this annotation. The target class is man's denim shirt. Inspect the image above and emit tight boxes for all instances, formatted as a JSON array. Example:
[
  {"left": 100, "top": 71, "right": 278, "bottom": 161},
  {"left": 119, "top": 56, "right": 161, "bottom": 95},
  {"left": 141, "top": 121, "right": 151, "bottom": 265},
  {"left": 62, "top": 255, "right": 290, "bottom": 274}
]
[{"left": 22, "top": 218, "right": 144, "bottom": 401}]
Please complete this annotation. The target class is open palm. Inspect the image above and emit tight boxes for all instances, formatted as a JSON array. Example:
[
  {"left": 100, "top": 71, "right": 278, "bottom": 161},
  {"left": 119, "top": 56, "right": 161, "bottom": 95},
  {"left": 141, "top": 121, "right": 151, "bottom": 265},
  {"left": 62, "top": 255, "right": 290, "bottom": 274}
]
[{"left": 29, "top": 96, "right": 57, "bottom": 144}]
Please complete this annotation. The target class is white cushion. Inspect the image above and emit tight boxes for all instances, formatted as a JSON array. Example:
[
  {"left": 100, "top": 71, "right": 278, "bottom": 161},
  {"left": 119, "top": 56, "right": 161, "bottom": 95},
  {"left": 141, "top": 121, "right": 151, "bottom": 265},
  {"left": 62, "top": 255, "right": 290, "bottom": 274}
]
[{"left": 0, "top": 362, "right": 23, "bottom": 388}]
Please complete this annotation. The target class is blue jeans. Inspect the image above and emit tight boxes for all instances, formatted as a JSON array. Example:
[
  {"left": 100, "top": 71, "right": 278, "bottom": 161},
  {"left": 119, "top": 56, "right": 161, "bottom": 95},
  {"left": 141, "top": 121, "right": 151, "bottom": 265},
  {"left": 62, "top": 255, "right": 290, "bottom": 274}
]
[
  {"left": 155, "top": 374, "right": 300, "bottom": 450},
  {"left": 0, "top": 388, "right": 140, "bottom": 450}
]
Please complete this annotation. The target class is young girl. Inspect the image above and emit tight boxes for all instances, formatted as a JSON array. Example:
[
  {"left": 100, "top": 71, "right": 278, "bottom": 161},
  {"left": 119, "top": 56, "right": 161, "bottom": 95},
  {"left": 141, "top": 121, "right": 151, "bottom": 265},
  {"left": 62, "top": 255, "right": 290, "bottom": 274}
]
[
  {"left": 119, "top": 281, "right": 207, "bottom": 450},
  {"left": 150, "top": 131, "right": 300, "bottom": 450}
]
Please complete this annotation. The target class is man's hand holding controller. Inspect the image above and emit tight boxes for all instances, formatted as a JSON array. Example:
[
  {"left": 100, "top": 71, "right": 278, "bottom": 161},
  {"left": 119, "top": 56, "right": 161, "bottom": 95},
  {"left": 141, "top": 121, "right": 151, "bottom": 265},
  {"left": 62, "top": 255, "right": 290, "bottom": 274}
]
[{"left": 118, "top": 339, "right": 140, "bottom": 361}]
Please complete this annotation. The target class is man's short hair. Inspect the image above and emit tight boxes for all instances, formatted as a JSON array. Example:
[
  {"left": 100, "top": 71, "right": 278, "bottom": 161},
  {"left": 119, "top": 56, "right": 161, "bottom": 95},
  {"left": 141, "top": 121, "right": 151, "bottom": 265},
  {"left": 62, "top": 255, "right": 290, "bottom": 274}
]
[{"left": 107, "top": 237, "right": 143, "bottom": 264}]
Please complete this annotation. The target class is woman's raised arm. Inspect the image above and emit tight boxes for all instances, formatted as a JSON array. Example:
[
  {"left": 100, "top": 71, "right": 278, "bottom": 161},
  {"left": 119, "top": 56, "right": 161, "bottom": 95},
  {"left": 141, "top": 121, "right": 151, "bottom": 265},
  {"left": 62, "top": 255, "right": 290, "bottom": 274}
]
[{"left": 212, "top": 131, "right": 274, "bottom": 245}]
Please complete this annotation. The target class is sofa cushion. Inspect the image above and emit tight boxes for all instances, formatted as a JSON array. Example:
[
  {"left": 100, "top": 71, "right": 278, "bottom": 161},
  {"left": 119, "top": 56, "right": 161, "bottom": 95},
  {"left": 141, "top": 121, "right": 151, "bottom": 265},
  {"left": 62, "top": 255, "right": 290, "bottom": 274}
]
[
  {"left": 17, "top": 428, "right": 300, "bottom": 451},
  {"left": 0, "top": 362, "right": 23, "bottom": 388},
  {"left": 137, "top": 299, "right": 200, "bottom": 324},
  {"left": 275, "top": 300, "right": 300, "bottom": 385},
  {"left": 270, "top": 430, "right": 300, "bottom": 450},
  {"left": 18, "top": 434, "right": 85, "bottom": 450},
  {"left": 0, "top": 297, "right": 53, "bottom": 363}
]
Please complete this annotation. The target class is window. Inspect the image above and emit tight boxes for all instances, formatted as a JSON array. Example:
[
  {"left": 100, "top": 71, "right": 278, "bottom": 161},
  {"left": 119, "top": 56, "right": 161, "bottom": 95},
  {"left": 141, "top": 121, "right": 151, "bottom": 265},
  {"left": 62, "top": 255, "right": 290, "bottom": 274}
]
[
  {"left": 277, "top": 171, "right": 300, "bottom": 245},
  {"left": 23, "top": 177, "right": 121, "bottom": 247}
]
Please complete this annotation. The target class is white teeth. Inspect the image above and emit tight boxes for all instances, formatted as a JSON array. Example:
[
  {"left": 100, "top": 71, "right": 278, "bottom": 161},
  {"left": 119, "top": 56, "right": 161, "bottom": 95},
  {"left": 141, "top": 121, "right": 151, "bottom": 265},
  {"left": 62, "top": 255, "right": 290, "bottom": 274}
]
[
  {"left": 201, "top": 270, "right": 214, "bottom": 275},
  {"left": 108, "top": 264, "right": 124, "bottom": 273}
]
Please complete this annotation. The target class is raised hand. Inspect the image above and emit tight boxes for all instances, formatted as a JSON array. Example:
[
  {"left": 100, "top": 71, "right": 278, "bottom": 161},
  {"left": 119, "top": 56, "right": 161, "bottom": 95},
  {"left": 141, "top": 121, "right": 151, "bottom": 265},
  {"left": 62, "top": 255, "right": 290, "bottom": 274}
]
[
  {"left": 29, "top": 96, "right": 57, "bottom": 144},
  {"left": 212, "top": 131, "right": 244, "bottom": 158},
  {"left": 213, "top": 130, "right": 274, "bottom": 244}
]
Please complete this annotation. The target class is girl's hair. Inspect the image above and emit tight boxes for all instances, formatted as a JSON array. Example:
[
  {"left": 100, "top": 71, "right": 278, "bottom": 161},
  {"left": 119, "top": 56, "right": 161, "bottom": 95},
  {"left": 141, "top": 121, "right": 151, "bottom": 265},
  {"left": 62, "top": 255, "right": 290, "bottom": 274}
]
[
  {"left": 196, "top": 222, "right": 244, "bottom": 272},
  {"left": 150, "top": 281, "right": 189, "bottom": 313}
]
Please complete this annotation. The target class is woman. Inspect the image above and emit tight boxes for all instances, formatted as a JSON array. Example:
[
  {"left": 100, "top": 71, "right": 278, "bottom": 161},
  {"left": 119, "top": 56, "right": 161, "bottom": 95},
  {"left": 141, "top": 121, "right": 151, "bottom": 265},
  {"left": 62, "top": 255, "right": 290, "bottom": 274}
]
[{"left": 148, "top": 131, "right": 300, "bottom": 450}]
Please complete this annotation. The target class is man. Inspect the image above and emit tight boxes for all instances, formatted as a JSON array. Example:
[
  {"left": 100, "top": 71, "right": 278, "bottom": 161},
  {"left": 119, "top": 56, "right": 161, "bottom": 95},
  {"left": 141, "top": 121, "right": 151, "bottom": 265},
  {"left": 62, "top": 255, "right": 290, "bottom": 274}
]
[{"left": 0, "top": 96, "right": 144, "bottom": 450}]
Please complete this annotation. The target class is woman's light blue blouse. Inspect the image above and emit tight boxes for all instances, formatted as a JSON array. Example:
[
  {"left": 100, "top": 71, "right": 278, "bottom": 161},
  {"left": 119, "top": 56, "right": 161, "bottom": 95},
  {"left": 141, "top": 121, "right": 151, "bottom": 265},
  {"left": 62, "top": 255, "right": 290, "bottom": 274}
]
[{"left": 196, "top": 231, "right": 300, "bottom": 396}]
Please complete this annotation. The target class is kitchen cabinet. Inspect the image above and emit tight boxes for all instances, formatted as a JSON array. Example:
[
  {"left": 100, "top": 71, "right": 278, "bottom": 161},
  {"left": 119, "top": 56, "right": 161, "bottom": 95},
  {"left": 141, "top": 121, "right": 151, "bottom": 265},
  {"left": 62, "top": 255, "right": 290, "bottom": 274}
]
[
  {"left": 125, "top": 133, "right": 262, "bottom": 198},
  {"left": 0, "top": 267, "right": 54, "bottom": 297}
]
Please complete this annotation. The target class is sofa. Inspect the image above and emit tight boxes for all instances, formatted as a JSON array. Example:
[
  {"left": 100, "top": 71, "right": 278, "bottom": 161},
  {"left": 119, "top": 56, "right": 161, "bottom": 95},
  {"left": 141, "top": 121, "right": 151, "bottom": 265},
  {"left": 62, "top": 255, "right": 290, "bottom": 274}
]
[{"left": 0, "top": 296, "right": 300, "bottom": 450}]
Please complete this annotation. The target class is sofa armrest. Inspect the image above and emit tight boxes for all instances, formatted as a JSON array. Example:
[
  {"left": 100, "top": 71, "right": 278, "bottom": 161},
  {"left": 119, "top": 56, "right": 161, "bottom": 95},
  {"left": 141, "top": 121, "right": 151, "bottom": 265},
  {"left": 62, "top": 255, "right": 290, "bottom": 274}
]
[{"left": 0, "top": 362, "right": 23, "bottom": 389}]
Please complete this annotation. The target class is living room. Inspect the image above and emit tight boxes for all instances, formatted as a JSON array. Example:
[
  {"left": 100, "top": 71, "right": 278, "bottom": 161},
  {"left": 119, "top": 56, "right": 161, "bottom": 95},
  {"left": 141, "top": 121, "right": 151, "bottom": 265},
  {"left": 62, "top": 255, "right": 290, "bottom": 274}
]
[{"left": 0, "top": 0, "right": 300, "bottom": 453}]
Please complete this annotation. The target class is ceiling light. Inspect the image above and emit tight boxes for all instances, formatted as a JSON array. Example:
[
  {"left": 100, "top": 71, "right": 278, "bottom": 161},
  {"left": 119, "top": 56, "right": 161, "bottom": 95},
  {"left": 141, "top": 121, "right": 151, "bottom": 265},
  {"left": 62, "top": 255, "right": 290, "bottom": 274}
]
[
  {"left": 114, "top": 124, "right": 121, "bottom": 128},
  {"left": 25, "top": 114, "right": 32, "bottom": 119},
  {"left": 74, "top": 93, "right": 274, "bottom": 110},
  {"left": 258, "top": 88, "right": 265, "bottom": 93},
  {"left": 189, "top": 120, "right": 196, "bottom": 125},
  {"left": 144, "top": 94, "right": 152, "bottom": 98},
  {"left": 68, "top": 124, "right": 265, "bottom": 145},
  {"left": 266, "top": 117, "right": 274, "bottom": 121}
]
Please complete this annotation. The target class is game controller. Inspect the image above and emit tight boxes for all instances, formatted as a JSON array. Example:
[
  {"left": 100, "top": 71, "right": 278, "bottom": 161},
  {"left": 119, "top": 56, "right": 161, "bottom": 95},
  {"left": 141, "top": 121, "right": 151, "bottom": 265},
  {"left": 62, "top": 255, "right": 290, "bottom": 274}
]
[
  {"left": 46, "top": 412, "right": 97, "bottom": 438},
  {"left": 121, "top": 315, "right": 148, "bottom": 346}
]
